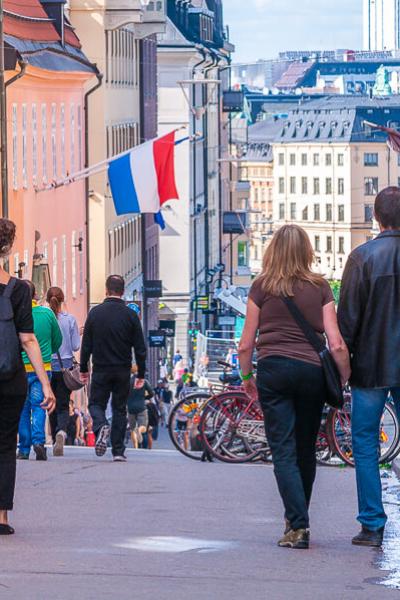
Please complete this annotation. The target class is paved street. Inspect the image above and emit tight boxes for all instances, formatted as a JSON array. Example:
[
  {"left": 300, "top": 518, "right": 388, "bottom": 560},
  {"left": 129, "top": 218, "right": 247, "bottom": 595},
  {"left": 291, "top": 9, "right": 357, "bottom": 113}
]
[{"left": 1, "top": 434, "right": 400, "bottom": 600}]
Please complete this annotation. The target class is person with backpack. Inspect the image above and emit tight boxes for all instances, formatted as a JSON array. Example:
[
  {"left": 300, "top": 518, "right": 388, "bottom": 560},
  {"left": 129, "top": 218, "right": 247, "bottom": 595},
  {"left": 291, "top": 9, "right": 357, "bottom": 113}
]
[
  {"left": 0, "top": 219, "right": 55, "bottom": 535},
  {"left": 46, "top": 286, "right": 81, "bottom": 457},
  {"left": 127, "top": 367, "right": 154, "bottom": 449},
  {"left": 18, "top": 281, "right": 62, "bottom": 461}
]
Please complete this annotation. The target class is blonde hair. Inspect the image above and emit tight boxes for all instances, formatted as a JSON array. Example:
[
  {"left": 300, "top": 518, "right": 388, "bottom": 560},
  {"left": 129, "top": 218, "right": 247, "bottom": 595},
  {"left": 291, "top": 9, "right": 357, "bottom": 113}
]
[{"left": 258, "top": 224, "right": 325, "bottom": 297}]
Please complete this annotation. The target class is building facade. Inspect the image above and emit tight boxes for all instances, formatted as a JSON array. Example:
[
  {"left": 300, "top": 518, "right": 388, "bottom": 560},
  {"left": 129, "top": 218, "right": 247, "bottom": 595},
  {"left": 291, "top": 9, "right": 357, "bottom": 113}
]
[
  {"left": 157, "top": 0, "right": 233, "bottom": 359},
  {"left": 2, "top": 0, "right": 96, "bottom": 326},
  {"left": 364, "top": 0, "right": 400, "bottom": 51},
  {"left": 272, "top": 97, "right": 400, "bottom": 279}
]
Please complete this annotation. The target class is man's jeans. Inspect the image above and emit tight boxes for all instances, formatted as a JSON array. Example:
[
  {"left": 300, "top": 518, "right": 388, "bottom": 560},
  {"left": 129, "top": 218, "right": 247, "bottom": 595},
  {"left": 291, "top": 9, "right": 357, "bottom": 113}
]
[
  {"left": 352, "top": 387, "right": 400, "bottom": 531},
  {"left": 19, "top": 372, "right": 52, "bottom": 455}
]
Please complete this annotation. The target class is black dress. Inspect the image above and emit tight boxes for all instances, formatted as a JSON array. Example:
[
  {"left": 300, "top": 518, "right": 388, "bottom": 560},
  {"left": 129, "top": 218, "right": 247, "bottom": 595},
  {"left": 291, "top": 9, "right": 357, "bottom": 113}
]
[{"left": 0, "top": 279, "right": 33, "bottom": 510}]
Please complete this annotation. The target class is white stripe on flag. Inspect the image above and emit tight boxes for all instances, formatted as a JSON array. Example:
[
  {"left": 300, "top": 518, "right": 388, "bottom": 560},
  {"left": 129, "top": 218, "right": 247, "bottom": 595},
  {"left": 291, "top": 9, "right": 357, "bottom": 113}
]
[{"left": 129, "top": 140, "right": 160, "bottom": 213}]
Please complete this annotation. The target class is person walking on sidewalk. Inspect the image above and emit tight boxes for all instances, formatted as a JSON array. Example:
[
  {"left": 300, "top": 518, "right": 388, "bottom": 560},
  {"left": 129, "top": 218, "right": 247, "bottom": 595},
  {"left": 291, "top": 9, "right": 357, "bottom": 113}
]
[
  {"left": 239, "top": 225, "right": 350, "bottom": 550},
  {"left": 18, "top": 282, "right": 62, "bottom": 461},
  {"left": 0, "top": 219, "right": 55, "bottom": 535},
  {"left": 338, "top": 186, "right": 400, "bottom": 548},
  {"left": 47, "top": 287, "right": 81, "bottom": 457},
  {"left": 80, "top": 275, "right": 147, "bottom": 462}
]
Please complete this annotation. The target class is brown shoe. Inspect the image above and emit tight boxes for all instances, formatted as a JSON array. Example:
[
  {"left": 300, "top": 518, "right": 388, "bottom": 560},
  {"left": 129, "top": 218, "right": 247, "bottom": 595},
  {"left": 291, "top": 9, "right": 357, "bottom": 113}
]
[{"left": 278, "top": 528, "right": 310, "bottom": 549}]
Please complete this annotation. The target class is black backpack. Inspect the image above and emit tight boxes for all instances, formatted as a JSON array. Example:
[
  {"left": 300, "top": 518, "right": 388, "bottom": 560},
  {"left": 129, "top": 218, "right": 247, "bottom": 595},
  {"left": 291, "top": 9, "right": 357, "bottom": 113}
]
[{"left": 0, "top": 278, "right": 21, "bottom": 380}]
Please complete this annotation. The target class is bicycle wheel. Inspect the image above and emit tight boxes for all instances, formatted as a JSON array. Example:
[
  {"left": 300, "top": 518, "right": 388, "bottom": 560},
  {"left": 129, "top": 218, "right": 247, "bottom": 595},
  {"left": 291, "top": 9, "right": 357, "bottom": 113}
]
[
  {"left": 168, "top": 392, "right": 210, "bottom": 460},
  {"left": 199, "top": 391, "right": 268, "bottom": 464},
  {"left": 330, "top": 401, "right": 400, "bottom": 467}
]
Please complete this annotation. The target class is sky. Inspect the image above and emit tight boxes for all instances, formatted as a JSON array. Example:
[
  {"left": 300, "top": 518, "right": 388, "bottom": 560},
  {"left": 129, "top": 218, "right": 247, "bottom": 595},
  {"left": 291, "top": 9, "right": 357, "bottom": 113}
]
[{"left": 223, "top": 0, "right": 363, "bottom": 63}]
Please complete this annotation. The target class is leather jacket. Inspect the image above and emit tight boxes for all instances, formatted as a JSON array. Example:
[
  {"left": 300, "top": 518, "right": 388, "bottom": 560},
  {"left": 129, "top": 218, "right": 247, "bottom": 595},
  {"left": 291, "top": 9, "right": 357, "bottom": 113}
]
[{"left": 338, "top": 230, "right": 400, "bottom": 388}]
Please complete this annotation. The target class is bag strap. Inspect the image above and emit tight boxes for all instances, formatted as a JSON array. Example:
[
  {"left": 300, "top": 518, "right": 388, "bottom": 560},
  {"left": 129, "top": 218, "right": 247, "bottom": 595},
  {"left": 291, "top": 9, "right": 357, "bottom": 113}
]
[
  {"left": 56, "top": 351, "right": 65, "bottom": 370},
  {"left": 281, "top": 296, "right": 326, "bottom": 355},
  {"left": 2, "top": 277, "right": 17, "bottom": 299}
]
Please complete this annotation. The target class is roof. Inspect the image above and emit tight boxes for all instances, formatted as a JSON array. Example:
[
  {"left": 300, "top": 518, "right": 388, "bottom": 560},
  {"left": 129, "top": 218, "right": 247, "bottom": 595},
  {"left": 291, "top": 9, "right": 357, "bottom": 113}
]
[
  {"left": 275, "top": 61, "right": 313, "bottom": 90},
  {"left": 3, "top": 0, "right": 95, "bottom": 73}
]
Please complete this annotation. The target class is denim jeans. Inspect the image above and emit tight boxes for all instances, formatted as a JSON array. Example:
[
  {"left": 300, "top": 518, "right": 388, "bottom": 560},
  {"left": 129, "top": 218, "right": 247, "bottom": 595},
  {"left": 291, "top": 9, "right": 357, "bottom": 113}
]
[
  {"left": 257, "top": 356, "right": 326, "bottom": 530},
  {"left": 352, "top": 387, "right": 400, "bottom": 531},
  {"left": 18, "top": 372, "right": 52, "bottom": 455}
]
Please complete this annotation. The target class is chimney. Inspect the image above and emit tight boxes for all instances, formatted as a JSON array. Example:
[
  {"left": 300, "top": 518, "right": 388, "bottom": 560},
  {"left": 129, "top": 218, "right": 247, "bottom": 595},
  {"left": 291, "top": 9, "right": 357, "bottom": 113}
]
[{"left": 40, "top": 0, "right": 66, "bottom": 45}]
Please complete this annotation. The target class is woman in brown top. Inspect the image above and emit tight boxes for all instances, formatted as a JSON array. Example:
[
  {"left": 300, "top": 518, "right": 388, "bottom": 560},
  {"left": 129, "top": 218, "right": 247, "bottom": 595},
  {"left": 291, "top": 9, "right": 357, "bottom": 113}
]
[{"left": 239, "top": 224, "right": 350, "bottom": 549}]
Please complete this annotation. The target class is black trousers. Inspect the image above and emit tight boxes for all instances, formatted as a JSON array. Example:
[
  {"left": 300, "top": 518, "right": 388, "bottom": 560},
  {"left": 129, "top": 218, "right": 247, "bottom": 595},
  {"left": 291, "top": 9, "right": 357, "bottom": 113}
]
[
  {"left": 49, "top": 371, "right": 71, "bottom": 441},
  {"left": 89, "top": 370, "right": 130, "bottom": 457},
  {"left": 257, "top": 356, "right": 326, "bottom": 530},
  {"left": 0, "top": 372, "right": 27, "bottom": 510}
]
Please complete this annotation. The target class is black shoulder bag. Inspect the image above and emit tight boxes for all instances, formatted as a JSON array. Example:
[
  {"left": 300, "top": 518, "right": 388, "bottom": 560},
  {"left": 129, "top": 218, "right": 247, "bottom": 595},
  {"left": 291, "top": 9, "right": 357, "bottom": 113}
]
[{"left": 282, "top": 297, "right": 344, "bottom": 409}]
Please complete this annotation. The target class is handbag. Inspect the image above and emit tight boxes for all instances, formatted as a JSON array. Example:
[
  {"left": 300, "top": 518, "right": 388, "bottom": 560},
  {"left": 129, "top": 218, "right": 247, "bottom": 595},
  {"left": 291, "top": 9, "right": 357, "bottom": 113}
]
[
  {"left": 281, "top": 297, "right": 344, "bottom": 409},
  {"left": 57, "top": 352, "right": 85, "bottom": 392}
]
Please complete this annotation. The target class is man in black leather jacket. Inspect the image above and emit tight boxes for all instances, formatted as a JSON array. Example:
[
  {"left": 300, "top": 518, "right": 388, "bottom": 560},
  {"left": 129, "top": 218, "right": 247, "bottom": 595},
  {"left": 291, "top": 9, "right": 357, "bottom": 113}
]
[{"left": 338, "top": 186, "right": 400, "bottom": 548}]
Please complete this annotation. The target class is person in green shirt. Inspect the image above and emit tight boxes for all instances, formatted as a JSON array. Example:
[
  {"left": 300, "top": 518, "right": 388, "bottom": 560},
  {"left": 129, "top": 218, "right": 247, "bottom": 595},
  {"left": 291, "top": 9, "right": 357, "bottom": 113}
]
[{"left": 18, "top": 281, "right": 62, "bottom": 461}]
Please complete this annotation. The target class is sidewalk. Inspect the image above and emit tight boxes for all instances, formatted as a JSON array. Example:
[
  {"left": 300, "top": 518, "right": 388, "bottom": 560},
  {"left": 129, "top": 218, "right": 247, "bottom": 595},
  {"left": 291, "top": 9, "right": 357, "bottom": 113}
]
[{"left": 1, "top": 446, "right": 399, "bottom": 600}]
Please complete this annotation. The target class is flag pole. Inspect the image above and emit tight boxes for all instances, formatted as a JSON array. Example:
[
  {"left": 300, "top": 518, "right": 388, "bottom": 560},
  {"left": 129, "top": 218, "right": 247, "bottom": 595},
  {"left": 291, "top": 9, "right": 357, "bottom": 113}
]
[{"left": 35, "top": 126, "right": 188, "bottom": 194}]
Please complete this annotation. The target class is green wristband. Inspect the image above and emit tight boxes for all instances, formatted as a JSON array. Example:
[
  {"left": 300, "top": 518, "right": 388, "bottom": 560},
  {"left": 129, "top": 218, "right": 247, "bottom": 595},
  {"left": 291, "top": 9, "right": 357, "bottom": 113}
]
[{"left": 240, "top": 370, "right": 254, "bottom": 381}]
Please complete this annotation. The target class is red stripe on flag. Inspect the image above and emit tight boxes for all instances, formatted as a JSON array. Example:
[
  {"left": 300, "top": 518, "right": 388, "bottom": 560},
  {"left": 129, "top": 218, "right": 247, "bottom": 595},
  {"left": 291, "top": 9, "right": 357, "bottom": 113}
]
[{"left": 153, "top": 132, "right": 179, "bottom": 207}]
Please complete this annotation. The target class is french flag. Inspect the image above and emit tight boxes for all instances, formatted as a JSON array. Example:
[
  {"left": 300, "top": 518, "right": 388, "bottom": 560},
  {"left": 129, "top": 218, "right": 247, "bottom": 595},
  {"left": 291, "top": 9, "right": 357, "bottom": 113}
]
[{"left": 108, "top": 131, "right": 179, "bottom": 223}]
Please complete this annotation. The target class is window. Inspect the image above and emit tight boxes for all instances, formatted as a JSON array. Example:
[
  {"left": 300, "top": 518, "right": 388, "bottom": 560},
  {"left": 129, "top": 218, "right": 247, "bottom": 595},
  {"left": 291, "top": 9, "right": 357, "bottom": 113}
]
[
  {"left": 338, "top": 237, "right": 345, "bottom": 254},
  {"left": 338, "top": 178, "right": 344, "bottom": 195},
  {"left": 364, "top": 153, "right": 378, "bottom": 166},
  {"left": 71, "top": 231, "right": 77, "bottom": 298},
  {"left": 51, "top": 103, "right": 57, "bottom": 179},
  {"left": 326, "top": 203, "right": 332, "bottom": 221},
  {"left": 279, "top": 203, "right": 285, "bottom": 219},
  {"left": 12, "top": 104, "right": 17, "bottom": 190},
  {"left": 278, "top": 153, "right": 284, "bottom": 165},
  {"left": 301, "top": 177, "right": 308, "bottom": 194},
  {"left": 313, "top": 153, "right": 319, "bottom": 166},
  {"left": 325, "top": 154, "right": 332, "bottom": 166},
  {"left": 314, "top": 236, "right": 320, "bottom": 252},
  {"left": 290, "top": 177, "right": 296, "bottom": 194},
  {"left": 77, "top": 106, "right": 83, "bottom": 171},
  {"left": 62, "top": 235, "right": 67, "bottom": 297},
  {"left": 60, "top": 103, "right": 66, "bottom": 178},
  {"left": 302, "top": 206, "right": 309, "bottom": 220},
  {"left": 41, "top": 104, "right": 47, "bottom": 183},
  {"left": 365, "top": 204, "right": 374, "bottom": 222},
  {"left": 52, "top": 238, "right": 57, "bottom": 285},
  {"left": 314, "top": 204, "right": 320, "bottom": 221},
  {"left": 338, "top": 205, "right": 345, "bottom": 222},
  {"left": 337, "top": 153, "right": 344, "bottom": 166},
  {"left": 326, "top": 236, "right": 333, "bottom": 253},
  {"left": 22, "top": 104, "right": 27, "bottom": 189},
  {"left": 301, "top": 153, "right": 307, "bottom": 166},
  {"left": 32, "top": 104, "right": 38, "bottom": 185},
  {"left": 364, "top": 177, "right": 378, "bottom": 196},
  {"left": 290, "top": 202, "right": 296, "bottom": 220},
  {"left": 237, "top": 241, "right": 249, "bottom": 267},
  {"left": 14, "top": 253, "right": 19, "bottom": 277},
  {"left": 325, "top": 178, "right": 332, "bottom": 195},
  {"left": 70, "top": 103, "right": 75, "bottom": 174},
  {"left": 313, "top": 178, "right": 320, "bottom": 195},
  {"left": 43, "top": 241, "right": 48, "bottom": 261},
  {"left": 289, "top": 153, "right": 296, "bottom": 166}
]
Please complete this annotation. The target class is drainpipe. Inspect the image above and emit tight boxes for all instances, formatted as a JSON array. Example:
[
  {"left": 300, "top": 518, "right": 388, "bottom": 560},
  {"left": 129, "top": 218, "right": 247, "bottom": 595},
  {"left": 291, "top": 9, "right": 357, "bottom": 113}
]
[
  {"left": 2, "top": 59, "right": 27, "bottom": 219},
  {"left": 84, "top": 70, "right": 103, "bottom": 312}
]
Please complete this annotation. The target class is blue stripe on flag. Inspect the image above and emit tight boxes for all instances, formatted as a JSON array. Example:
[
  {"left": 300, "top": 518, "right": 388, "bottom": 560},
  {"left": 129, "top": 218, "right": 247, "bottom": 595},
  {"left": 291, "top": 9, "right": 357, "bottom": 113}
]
[
  {"left": 154, "top": 211, "right": 166, "bottom": 230},
  {"left": 108, "top": 153, "right": 140, "bottom": 215}
]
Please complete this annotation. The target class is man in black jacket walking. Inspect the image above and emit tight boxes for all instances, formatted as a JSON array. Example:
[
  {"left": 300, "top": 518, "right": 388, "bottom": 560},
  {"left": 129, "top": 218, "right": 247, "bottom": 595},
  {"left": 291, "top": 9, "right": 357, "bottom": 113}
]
[
  {"left": 338, "top": 187, "right": 400, "bottom": 547},
  {"left": 80, "top": 275, "right": 146, "bottom": 461}
]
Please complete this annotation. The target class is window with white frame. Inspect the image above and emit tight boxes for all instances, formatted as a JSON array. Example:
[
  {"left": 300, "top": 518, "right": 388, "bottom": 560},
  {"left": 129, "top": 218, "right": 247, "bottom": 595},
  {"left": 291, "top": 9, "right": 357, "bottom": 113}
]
[
  {"left": 41, "top": 104, "right": 47, "bottom": 183},
  {"left": 77, "top": 106, "right": 82, "bottom": 170},
  {"left": 70, "top": 103, "right": 75, "bottom": 174},
  {"left": 32, "top": 104, "right": 38, "bottom": 185},
  {"left": 52, "top": 238, "right": 57, "bottom": 285},
  {"left": 78, "top": 230, "right": 84, "bottom": 295},
  {"left": 23, "top": 249, "right": 29, "bottom": 277},
  {"left": 12, "top": 104, "right": 17, "bottom": 190},
  {"left": 62, "top": 235, "right": 67, "bottom": 297},
  {"left": 51, "top": 103, "right": 57, "bottom": 179},
  {"left": 22, "top": 104, "right": 27, "bottom": 189},
  {"left": 43, "top": 241, "right": 48, "bottom": 261},
  {"left": 71, "top": 231, "right": 77, "bottom": 298},
  {"left": 60, "top": 103, "right": 66, "bottom": 178},
  {"left": 14, "top": 253, "right": 19, "bottom": 276}
]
